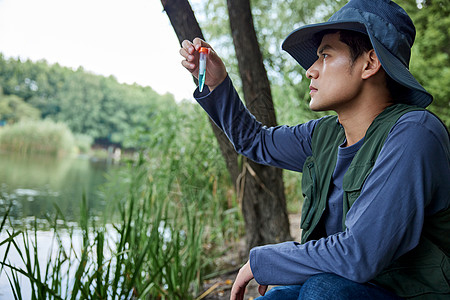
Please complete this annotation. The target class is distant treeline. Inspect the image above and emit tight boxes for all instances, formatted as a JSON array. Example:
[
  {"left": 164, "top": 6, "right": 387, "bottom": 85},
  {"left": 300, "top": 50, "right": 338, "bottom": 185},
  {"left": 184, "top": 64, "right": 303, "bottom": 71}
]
[{"left": 0, "top": 54, "right": 178, "bottom": 148}]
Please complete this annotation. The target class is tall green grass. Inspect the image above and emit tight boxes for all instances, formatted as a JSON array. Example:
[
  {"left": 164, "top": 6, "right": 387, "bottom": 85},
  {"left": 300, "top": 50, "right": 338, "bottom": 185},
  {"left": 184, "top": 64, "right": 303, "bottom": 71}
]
[
  {"left": 0, "top": 100, "right": 246, "bottom": 299},
  {"left": 0, "top": 158, "right": 213, "bottom": 299},
  {"left": 0, "top": 145, "right": 243, "bottom": 299},
  {"left": 0, "top": 120, "right": 76, "bottom": 156},
  {"left": 125, "top": 100, "right": 245, "bottom": 247}
]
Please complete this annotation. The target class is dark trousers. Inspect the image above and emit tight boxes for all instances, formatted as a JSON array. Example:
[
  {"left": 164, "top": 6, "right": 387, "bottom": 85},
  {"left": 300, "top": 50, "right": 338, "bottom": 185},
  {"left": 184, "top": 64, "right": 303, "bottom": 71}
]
[{"left": 256, "top": 273, "right": 403, "bottom": 300}]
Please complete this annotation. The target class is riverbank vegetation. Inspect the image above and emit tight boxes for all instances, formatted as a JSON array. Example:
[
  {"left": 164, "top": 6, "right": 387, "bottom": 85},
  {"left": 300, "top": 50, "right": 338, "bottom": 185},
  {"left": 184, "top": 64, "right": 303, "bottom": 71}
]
[
  {"left": 0, "top": 79, "right": 243, "bottom": 298},
  {"left": 0, "top": 158, "right": 234, "bottom": 299},
  {"left": 0, "top": 102, "right": 243, "bottom": 298},
  {"left": 0, "top": 120, "right": 76, "bottom": 156}
]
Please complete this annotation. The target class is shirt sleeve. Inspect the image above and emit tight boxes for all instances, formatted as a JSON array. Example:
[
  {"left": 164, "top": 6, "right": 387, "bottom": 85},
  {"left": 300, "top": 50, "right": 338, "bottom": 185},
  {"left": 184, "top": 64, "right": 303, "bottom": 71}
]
[
  {"left": 250, "top": 110, "right": 450, "bottom": 285},
  {"left": 194, "top": 75, "right": 318, "bottom": 172}
]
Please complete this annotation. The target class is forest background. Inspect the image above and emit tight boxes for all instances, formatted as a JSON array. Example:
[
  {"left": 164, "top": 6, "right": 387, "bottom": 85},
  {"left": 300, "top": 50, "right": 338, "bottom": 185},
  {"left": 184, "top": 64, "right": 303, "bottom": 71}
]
[{"left": 0, "top": 0, "right": 448, "bottom": 299}]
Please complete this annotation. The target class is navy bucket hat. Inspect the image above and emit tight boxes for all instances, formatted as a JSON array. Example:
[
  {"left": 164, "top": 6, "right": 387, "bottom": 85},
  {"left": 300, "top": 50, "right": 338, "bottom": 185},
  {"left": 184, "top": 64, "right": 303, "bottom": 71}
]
[{"left": 282, "top": 0, "right": 432, "bottom": 108}]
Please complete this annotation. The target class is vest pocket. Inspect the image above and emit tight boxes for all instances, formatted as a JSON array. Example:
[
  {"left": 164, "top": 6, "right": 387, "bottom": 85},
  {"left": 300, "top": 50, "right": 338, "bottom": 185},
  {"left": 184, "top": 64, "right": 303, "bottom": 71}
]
[
  {"left": 301, "top": 157, "right": 317, "bottom": 231},
  {"left": 342, "top": 164, "right": 374, "bottom": 211}
]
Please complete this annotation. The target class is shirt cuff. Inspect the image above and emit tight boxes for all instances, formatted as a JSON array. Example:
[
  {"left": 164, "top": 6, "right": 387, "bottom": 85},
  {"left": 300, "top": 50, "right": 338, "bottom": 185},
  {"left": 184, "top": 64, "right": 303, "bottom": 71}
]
[
  {"left": 250, "top": 246, "right": 264, "bottom": 285},
  {"left": 193, "top": 75, "right": 230, "bottom": 101}
]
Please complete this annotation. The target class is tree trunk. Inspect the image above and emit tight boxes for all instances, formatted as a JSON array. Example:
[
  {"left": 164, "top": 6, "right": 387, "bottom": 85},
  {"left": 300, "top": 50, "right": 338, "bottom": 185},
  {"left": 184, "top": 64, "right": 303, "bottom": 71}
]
[
  {"left": 162, "top": 0, "right": 292, "bottom": 251},
  {"left": 161, "top": 0, "right": 240, "bottom": 187},
  {"left": 227, "top": 0, "right": 291, "bottom": 250}
]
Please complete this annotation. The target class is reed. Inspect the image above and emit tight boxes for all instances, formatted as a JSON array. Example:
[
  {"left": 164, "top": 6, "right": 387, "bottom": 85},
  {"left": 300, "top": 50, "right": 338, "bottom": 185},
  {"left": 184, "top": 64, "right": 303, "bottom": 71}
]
[{"left": 0, "top": 120, "right": 76, "bottom": 156}]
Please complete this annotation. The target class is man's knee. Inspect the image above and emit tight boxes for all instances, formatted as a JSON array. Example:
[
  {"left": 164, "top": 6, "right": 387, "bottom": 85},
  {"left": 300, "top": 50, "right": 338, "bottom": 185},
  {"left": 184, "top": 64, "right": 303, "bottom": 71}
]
[
  {"left": 256, "top": 285, "right": 302, "bottom": 300},
  {"left": 299, "top": 273, "right": 367, "bottom": 300}
]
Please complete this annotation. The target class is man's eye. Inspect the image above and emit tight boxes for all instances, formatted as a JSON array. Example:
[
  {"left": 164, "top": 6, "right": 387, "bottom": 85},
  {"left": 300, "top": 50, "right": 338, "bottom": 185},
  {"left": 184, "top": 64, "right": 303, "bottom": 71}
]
[{"left": 322, "top": 53, "right": 329, "bottom": 58}]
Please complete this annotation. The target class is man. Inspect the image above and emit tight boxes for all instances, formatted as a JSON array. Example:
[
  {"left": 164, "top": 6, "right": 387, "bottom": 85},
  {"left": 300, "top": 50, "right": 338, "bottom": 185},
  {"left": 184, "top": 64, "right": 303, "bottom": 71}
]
[{"left": 180, "top": 0, "right": 450, "bottom": 299}]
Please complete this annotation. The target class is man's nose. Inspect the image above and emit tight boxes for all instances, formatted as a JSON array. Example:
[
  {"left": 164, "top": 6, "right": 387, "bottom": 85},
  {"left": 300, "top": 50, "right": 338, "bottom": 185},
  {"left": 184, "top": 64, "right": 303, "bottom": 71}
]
[{"left": 306, "top": 61, "right": 319, "bottom": 79}]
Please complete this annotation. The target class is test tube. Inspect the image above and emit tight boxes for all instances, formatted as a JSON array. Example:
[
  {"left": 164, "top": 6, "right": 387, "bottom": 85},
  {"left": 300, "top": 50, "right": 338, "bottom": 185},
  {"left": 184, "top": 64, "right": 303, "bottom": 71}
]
[{"left": 198, "top": 47, "right": 209, "bottom": 92}]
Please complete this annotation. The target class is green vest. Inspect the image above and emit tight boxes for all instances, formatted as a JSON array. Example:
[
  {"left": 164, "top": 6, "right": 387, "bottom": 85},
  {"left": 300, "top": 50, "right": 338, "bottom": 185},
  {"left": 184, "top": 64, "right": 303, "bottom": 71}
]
[{"left": 301, "top": 104, "right": 450, "bottom": 299}]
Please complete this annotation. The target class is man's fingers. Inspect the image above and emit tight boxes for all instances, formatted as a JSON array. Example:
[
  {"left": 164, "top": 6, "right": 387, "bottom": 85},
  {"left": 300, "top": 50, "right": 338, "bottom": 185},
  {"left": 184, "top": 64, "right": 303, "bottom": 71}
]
[
  {"left": 230, "top": 278, "right": 247, "bottom": 300},
  {"left": 181, "top": 59, "right": 195, "bottom": 70},
  {"left": 258, "top": 285, "right": 268, "bottom": 296},
  {"left": 192, "top": 37, "right": 204, "bottom": 50},
  {"left": 181, "top": 39, "right": 195, "bottom": 54},
  {"left": 193, "top": 37, "right": 213, "bottom": 51},
  {"left": 179, "top": 47, "right": 194, "bottom": 62},
  {"left": 180, "top": 37, "right": 227, "bottom": 89},
  {"left": 180, "top": 39, "right": 198, "bottom": 72},
  {"left": 182, "top": 38, "right": 216, "bottom": 64}
]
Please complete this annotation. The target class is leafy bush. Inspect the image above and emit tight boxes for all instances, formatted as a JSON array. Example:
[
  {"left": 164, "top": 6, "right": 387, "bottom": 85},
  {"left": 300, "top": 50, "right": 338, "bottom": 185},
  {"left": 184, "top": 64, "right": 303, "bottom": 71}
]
[{"left": 0, "top": 119, "right": 75, "bottom": 156}]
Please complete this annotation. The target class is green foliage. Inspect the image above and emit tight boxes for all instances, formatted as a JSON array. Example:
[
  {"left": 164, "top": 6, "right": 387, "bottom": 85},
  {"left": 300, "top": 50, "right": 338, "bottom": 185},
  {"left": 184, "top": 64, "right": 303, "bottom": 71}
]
[
  {"left": 124, "top": 98, "right": 244, "bottom": 244},
  {"left": 0, "top": 120, "right": 75, "bottom": 156},
  {"left": 0, "top": 54, "right": 177, "bottom": 147},
  {"left": 396, "top": 0, "right": 450, "bottom": 127},
  {"left": 0, "top": 89, "right": 40, "bottom": 124},
  {"left": 73, "top": 133, "right": 93, "bottom": 153}
]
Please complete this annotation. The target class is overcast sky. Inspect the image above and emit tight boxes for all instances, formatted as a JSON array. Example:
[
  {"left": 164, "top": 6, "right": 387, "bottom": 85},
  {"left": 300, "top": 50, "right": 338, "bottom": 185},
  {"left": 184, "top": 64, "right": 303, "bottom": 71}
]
[{"left": 0, "top": 0, "right": 198, "bottom": 101}]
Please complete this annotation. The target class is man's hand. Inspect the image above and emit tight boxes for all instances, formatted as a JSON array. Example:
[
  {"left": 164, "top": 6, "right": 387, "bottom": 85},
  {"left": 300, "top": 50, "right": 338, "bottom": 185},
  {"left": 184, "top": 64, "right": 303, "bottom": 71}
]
[
  {"left": 230, "top": 260, "right": 268, "bottom": 300},
  {"left": 180, "top": 37, "right": 227, "bottom": 92}
]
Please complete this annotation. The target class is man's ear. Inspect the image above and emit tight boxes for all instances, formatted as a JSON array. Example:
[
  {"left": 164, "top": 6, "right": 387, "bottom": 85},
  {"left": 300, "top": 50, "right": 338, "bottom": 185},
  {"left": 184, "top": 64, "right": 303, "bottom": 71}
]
[{"left": 361, "top": 49, "right": 382, "bottom": 79}]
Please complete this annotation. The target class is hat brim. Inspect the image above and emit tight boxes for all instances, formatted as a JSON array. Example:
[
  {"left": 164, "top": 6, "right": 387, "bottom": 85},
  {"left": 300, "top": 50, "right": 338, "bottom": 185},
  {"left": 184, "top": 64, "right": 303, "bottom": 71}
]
[{"left": 282, "top": 21, "right": 432, "bottom": 108}]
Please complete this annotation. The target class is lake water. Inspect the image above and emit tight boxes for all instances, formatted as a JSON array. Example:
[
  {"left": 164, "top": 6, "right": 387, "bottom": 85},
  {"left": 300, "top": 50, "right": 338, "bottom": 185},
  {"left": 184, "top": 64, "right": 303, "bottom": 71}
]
[
  {"left": 0, "top": 152, "right": 117, "bottom": 222},
  {"left": 0, "top": 152, "right": 118, "bottom": 299}
]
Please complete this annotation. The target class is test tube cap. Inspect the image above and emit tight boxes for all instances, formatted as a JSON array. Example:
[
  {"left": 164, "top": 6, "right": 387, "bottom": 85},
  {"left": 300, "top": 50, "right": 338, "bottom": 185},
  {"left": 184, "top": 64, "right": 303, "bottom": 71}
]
[{"left": 199, "top": 47, "right": 209, "bottom": 54}]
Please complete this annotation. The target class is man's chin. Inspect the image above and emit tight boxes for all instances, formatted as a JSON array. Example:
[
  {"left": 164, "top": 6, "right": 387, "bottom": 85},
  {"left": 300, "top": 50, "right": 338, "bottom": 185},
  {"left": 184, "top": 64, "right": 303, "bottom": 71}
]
[
  {"left": 309, "top": 101, "right": 325, "bottom": 112},
  {"left": 309, "top": 101, "right": 333, "bottom": 113}
]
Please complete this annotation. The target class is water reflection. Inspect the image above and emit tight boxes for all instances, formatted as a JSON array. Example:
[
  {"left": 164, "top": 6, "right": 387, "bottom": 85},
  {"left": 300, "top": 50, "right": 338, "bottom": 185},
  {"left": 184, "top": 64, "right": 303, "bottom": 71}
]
[{"left": 0, "top": 152, "right": 115, "bottom": 222}]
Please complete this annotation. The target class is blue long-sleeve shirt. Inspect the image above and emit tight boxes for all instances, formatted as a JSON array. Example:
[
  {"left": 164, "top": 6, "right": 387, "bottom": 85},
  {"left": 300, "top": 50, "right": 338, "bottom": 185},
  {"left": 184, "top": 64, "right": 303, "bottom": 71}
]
[{"left": 194, "top": 76, "right": 450, "bottom": 285}]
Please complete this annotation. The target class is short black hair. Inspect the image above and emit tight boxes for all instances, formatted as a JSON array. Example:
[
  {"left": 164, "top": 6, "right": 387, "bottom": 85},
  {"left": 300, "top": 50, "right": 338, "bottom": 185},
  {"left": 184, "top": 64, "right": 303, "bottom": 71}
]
[
  {"left": 314, "top": 29, "right": 408, "bottom": 100},
  {"left": 314, "top": 29, "right": 372, "bottom": 64}
]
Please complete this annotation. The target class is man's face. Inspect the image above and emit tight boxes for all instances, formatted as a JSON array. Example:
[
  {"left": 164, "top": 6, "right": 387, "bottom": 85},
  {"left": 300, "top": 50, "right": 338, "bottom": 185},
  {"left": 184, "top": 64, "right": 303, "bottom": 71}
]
[{"left": 306, "top": 32, "right": 365, "bottom": 112}]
